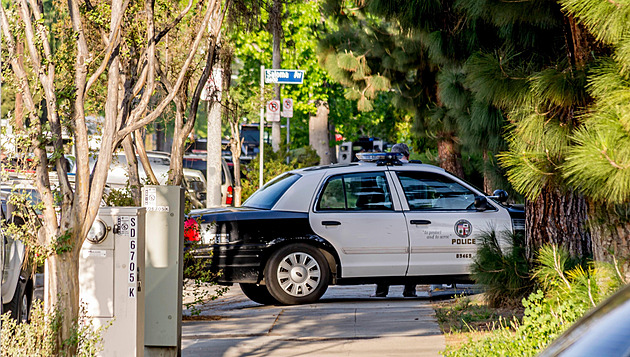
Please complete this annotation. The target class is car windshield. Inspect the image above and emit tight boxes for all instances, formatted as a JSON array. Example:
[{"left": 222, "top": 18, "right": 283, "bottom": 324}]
[{"left": 243, "top": 173, "right": 301, "bottom": 210}]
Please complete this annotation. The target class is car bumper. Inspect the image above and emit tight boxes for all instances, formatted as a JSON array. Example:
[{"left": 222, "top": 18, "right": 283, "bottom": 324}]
[{"left": 197, "top": 244, "right": 266, "bottom": 284}]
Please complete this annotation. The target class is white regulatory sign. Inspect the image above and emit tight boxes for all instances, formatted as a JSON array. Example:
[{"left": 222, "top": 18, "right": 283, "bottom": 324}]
[
  {"left": 144, "top": 187, "right": 157, "bottom": 209},
  {"left": 281, "top": 98, "right": 293, "bottom": 118},
  {"left": 266, "top": 100, "right": 281, "bottom": 122},
  {"left": 128, "top": 216, "right": 138, "bottom": 298}
]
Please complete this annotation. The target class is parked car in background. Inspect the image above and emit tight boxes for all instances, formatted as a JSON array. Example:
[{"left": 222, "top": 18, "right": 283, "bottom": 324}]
[
  {"left": 1, "top": 184, "right": 37, "bottom": 322},
  {"left": 183, "top": 155, "right": 234, "bottom": 206},
  {"left": 187, "top": 153, "right": 525, "bottom": 305}
]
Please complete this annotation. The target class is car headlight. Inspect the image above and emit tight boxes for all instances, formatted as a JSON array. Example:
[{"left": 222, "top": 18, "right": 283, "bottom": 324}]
[{"left": 87, "top": 219, "right": 108, "bottom": 244}]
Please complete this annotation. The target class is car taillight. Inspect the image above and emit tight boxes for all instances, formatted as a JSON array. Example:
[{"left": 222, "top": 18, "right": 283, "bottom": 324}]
[
  {"left": 184, "top": 218, "right": 200, "bottom": 242},
  {"left": 226, "top": 186, "right": 233, "bottom": 205}
]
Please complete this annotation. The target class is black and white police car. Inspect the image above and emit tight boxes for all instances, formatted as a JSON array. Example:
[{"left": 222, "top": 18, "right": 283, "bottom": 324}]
[{"left": 188, "top": 153, "right": 524, "bottom": 305}]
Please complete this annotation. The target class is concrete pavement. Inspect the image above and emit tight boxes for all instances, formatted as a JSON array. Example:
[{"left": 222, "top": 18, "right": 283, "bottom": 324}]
[{"left": 182, "top": 285, "right": 447, "bottom": 357}]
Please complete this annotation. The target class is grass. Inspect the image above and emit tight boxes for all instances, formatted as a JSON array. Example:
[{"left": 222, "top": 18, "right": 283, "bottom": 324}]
[{"left": 433, "top": 293, "right": 524, "bottom": 348}]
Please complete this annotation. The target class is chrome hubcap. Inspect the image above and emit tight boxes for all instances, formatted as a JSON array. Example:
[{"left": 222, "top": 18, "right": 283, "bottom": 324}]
[{"left": 277, "top": 252, "right": 321, "bottom": 297}]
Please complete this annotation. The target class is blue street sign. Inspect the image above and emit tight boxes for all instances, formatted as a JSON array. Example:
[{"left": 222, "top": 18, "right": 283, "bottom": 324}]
[{"left": 264, "top": 69, "right": 305, "bottom": 84}]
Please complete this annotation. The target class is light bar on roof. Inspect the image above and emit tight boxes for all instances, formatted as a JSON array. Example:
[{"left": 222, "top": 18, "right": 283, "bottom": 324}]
[{"left": 356, "top": 152, "right": 403, "bottom": 162}]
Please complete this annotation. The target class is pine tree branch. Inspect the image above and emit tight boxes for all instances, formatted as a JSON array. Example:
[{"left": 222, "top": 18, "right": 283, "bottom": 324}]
[{"left": 601, "top": 148, "right": 630, "bottom": 169}]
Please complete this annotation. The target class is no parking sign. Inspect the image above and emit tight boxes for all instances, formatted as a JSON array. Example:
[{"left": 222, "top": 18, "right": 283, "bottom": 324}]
[
  {"left": 281, "top": 98, "right": 293, "bottom": 118},
  {"left": 266, "top": 99, "right": 281, "bottom": 122}
]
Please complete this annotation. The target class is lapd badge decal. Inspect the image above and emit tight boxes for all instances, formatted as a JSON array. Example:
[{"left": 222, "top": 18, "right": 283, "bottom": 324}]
[{"left": 454, "top": 220, "right": 472, "bottom": 238}]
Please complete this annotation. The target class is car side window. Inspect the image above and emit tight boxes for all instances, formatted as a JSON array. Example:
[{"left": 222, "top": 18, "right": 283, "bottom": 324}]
[
  {"left": 396, "top": 171, "right": 476, "bottom": 211},
  {"left": 317, "top": 172, "right": 393, "bottom": 211}
]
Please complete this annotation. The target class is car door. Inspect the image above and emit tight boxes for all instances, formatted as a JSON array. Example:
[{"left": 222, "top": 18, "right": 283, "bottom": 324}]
[
  {"left": 391, "top": 169, "right": 512, "bottom": 276},
  {"left": 310, "top": 170, "right": 409, "bottom": 278}
]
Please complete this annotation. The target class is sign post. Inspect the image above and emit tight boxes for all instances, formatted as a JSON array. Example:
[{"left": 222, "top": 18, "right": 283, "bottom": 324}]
[{"left": 259, "top": 68, "right": 304, "bottom": 188}]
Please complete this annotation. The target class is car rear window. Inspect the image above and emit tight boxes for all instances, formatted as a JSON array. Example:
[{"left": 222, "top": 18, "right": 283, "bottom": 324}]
[{"left": 243, "top": 173, "right": 301, "bottom": 210}]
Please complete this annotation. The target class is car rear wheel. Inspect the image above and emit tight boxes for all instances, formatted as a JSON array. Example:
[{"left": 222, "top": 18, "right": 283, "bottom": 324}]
[
  {"left": 239, "top": 283, "right": 278, "bottom": 305},
  {"left": 265, "top": 243, "right": 329, "bottom": 305}
]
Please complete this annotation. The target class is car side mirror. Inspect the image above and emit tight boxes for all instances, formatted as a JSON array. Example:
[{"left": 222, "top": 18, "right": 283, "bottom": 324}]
[
  {"left": 489, "top": 189, "right": 509, "bottom": 203},
  {"left": 474, "top": 196, "right": 489, "bottom": 211}
]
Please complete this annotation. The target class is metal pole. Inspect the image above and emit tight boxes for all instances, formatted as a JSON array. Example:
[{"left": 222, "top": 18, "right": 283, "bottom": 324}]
[
  {"left": 286, "top": 116, "right": 290, "bottom": 165},
  {"left": 259, "top": 66, "right": 264, "bottom": 189}
]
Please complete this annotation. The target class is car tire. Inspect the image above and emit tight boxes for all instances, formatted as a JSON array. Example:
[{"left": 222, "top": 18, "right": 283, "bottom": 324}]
[
  {"left": 6, "top": 281, "right": 30, "bottom": 323},
  {"left": 239, "top": 283, "right": 278, "bottom": 305},
  {"left": 264, "top": 243, "right": 329, "bottom": 305}
]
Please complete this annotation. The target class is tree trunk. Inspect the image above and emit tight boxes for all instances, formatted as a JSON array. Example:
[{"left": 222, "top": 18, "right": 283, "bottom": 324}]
[
  {"left": 229, "top": 123, "right": 242, "bottom": 206},
  {"left": 170, "top": 133, "right": 186, "bottom": 186},
  {"left": 588, "top": 205, "right": 630, "bottom": 281},
  {"left": 122, "top": 136, "right": 142, "bottom": 205},
  {"left": 328, "top": 122, "right": 337, "bottom": 164},
  {"left": 526, "top": 184, "right": 591, "bottom": 260},
  {"left": 482, "top": 150, "right": 493, "bottom": 195},
  {"left": 437, "top": 135, "right": 464, "bottom": 178},
  {"left": 270, "top": 0, "right": 282, "bottom": 152},
  {"left": 309, "top": 101, "right": 332, "bottom": 165},
  {"left": 206, "top": 99, "right": 222, "bottom": 207},
  {"left": 46, "top": 249, "right": 80, "bottom": 355},
  {"left": 15, "top": 41, "right": 24, "bottom": 128}
]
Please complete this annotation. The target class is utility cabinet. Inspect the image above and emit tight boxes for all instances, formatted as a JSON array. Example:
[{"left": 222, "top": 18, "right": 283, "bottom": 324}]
[
  {"left": 79, "top": 207, "right": 146, "bottom": 357},
  {"left": 142, "top": 186, "right": 184, "bottom": 356}
]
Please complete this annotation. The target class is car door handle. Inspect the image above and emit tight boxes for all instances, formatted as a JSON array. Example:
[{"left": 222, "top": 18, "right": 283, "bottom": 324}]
[
  {"left": 410, "top": 220, "right": 431, "bottom": 225},
  {"left": 322, "top": 221, "right": 341, "bottom": 226}
]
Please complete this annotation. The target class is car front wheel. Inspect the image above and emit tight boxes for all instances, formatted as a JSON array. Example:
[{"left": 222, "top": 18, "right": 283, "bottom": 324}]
[
  {"left": 265, "top": 243, "right": 329, "bottom": 305},
  {"left": 239, "top": 283, "right": 278, "bottom": 305}
]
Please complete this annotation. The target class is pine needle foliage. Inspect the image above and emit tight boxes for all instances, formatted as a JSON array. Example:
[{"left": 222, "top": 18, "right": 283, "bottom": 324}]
[
  {"left": 529, "top": 68, "right": 587, "bottom": 109},
  {"left": 471, "top": 229, "right": 532, "bottom": 307},
  {"left": 337, "top": 52, "right": 361, "bottom": 72},
  {"left": 560, "top": 0, "right": 630, "bottom": 45},
  {"left": 499, "top": 104, "right": 573, "bottom": 200},
  {"left": 556, "top": 0, "right": 630, "bottom": 204},
  {"left": 464, "top": 51, "right": 530, "bottom": 110}
]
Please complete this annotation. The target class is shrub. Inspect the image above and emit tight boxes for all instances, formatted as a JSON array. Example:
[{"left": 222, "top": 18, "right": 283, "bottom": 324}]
[
  {"left": 182, "top": 218, "right": 229, "bottom": 315},
  {"left": 444, "top": 244, "right": 625, "bottom": 356},
  {"left": 0, "top": 301, "right": 105, "bottom": 357},
  {"left": 471, "top": 229, "right": 532, "bottom": 307}
]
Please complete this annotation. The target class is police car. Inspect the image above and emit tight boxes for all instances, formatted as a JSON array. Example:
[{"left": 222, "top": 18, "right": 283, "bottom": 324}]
[{"left": 188, "top": 153, "right": 524, "bottom": 305}]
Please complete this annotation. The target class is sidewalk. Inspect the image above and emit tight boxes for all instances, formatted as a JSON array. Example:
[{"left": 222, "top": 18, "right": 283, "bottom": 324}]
[{"left": 181, "top": 284, "right": 458, "bottom": 357}]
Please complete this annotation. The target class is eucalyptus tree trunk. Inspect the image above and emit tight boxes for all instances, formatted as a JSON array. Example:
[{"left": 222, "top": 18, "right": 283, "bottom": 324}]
[
  {"left": 270, "top": 0, "right": 282, "bottom": 152},
  {"left": 309, "top": 100, "right": 332, "bottom": 165},
  {"left": 207, "top": 99, "right": 223, "bottom": 207}
]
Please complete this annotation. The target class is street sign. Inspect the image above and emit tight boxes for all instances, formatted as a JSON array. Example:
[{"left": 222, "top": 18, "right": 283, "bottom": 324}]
[
  {"left": 281, "top": 98, "right": 293, "bottom": 118},
  {"left": 266, "top": 100, "right": 281, "bottom": 122},
  {"left": 264, "top": 69, "right": 305, "bottom": 84}
]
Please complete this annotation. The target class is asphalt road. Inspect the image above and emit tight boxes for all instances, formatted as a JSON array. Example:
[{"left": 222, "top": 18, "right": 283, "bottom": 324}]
[{"left": 182, "top": 284, "right": 447, "bottom": 357}]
